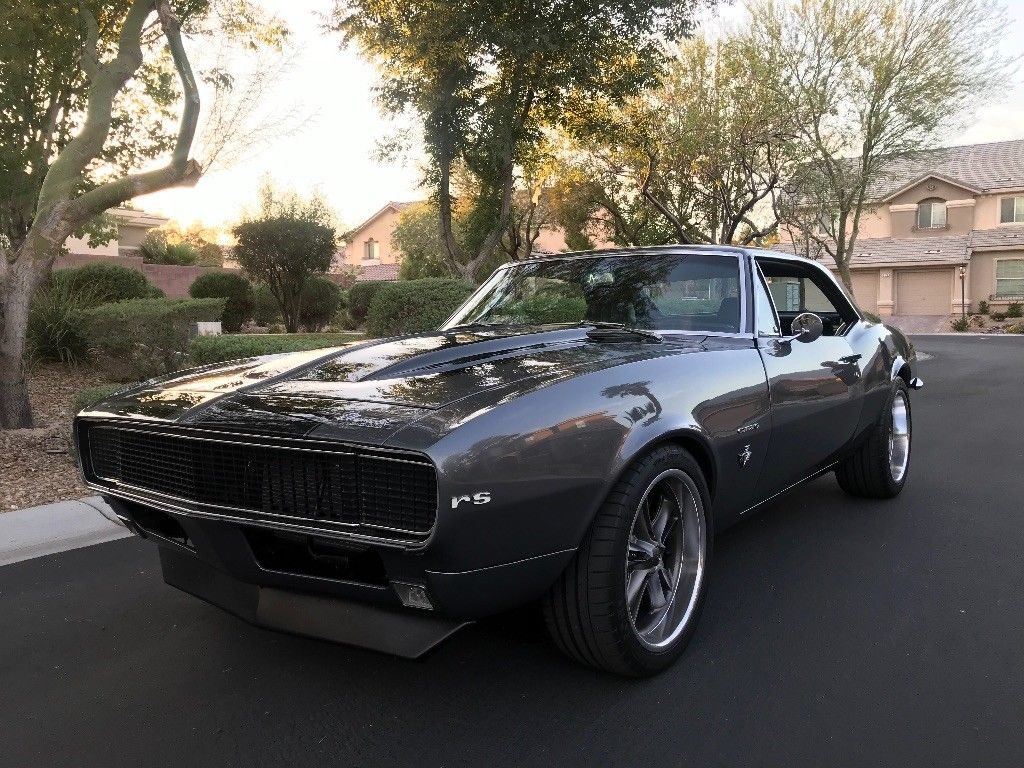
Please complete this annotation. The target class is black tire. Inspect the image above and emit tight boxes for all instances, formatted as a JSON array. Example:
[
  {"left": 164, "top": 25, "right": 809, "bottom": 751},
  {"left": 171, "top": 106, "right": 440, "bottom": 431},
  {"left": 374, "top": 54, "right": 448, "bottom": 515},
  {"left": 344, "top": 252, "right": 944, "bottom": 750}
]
[
  {"left": 542, "top": 445, "right": 713, "bottom": 677},
  {"left": 836, "top": 379, "right": 912, "bottom": 499}
]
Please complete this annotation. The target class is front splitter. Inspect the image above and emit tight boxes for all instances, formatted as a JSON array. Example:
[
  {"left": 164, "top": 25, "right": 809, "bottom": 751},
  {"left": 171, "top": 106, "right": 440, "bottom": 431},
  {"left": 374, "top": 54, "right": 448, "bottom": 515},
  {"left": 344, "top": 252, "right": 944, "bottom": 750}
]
[{"left": 159, "top": 546, "right": 471, "bottom": 658}]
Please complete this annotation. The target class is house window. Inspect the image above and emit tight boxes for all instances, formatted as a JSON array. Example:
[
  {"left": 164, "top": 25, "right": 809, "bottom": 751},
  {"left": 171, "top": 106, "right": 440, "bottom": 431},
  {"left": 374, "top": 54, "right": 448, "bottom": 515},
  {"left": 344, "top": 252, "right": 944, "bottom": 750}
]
[
  {"left": 363, "top": 238, "right": 380, "bottom": 261},
  {"left": 996, "top": 259, "right": 1024, "bottom": 297},
  {"left": 999, "top": 197, "right": 1024, "bottom": 224},
  {"left": 917, "top": 199, "right": 947, "bottom": 229}
]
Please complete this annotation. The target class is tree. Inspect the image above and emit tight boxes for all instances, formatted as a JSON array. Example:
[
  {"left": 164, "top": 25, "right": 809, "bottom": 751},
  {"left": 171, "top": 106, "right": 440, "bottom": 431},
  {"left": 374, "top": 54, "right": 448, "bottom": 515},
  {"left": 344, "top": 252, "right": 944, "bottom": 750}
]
[
  {"left": 552, "top": 36, "right": 794, "bottom": 249},
  {"left": 0, "top": 0, "right": 203, "bottom": 428},
  {"left": 233, "top": 184, "right": 337, "bottom": 333},
  {"left": 393, "top": 201, "right": 458, "bottom": 280},
  {"left": 332, "top": 0, "right": 700, "bottom": 283},
  {"left": 745, "top": 0, "right": 1010, "bottom": 289}
]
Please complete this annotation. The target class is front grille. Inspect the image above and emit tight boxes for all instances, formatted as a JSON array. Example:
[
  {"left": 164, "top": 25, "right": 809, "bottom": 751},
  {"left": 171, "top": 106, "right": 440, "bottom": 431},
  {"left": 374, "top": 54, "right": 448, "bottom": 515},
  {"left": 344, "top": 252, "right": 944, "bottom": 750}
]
[{"left": 83, "top": 424, "right": 437, "bottom": 541}]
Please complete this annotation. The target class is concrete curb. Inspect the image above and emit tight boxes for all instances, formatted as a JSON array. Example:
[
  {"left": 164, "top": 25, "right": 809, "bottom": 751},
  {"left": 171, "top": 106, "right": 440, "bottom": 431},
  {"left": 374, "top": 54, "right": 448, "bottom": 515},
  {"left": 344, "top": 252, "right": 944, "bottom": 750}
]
[
  {"left": 909, "top": 333, "right": 1024, "bottom": 337},
  {"left": 0, "top": 496, "right": 131, "bottom": 567}
]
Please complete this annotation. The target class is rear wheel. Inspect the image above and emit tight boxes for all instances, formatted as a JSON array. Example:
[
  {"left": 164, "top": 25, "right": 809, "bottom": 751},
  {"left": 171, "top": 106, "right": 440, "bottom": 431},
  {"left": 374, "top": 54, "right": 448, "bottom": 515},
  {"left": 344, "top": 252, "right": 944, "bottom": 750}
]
[
  {"left": 836, "top": 379, "right": 912, "bottom": 498},
  {"left": 542, "top": 445, "right": 712, "bottom": 676}
]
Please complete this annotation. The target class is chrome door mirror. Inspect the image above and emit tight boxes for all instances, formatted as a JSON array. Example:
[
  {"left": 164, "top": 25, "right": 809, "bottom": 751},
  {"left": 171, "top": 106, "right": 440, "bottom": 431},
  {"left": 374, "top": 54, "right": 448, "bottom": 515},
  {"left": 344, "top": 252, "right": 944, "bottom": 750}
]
[{"left": 789, "top": 312, "right": 824, "bottom": 343}]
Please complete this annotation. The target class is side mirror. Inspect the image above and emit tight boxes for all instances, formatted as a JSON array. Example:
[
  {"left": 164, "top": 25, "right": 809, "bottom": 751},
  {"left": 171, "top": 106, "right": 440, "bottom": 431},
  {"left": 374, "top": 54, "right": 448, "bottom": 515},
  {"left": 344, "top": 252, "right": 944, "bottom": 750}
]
[{"left": 789, "top": 312, "right": 823, "bottom": 343}]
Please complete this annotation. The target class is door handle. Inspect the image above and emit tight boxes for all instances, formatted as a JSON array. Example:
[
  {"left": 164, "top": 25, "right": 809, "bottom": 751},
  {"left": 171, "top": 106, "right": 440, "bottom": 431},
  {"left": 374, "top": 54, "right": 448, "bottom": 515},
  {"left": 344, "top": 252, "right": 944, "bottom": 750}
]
[{"left": 839, "top": 354, "right": 862, "bottom": 364}]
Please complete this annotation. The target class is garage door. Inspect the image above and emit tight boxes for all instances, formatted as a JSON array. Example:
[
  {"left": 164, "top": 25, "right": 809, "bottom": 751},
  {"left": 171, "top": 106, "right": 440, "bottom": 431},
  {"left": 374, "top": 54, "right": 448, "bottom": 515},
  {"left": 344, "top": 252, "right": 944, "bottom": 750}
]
[
  {"left": 849, "top": 271, "right": 879, "bottom": 313},
  {"left": 896, "top": 269, "right": 951, "bottom": 314}
]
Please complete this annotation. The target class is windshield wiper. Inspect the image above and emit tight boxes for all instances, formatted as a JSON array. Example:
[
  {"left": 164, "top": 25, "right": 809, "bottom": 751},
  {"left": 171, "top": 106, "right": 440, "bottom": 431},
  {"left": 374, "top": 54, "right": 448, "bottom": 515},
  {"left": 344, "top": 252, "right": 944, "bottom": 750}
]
[{"left": 583, "top": 322, "right": 662, "bottom": 342}]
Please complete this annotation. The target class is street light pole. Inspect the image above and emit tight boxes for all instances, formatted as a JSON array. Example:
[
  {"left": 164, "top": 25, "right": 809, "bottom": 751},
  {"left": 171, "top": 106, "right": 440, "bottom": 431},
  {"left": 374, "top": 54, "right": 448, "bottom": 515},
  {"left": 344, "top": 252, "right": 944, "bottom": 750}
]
[{"left": 959, "top": 264, "right": 967, "bottom": 321}]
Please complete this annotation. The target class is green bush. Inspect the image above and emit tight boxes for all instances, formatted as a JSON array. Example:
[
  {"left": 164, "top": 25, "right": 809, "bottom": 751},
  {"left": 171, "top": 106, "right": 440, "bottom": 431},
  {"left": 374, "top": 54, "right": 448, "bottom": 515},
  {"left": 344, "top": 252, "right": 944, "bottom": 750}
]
[
  {"left": 252, "top": 284, "right": 282, "bottom": 326},
  {"left": 188, "top": 272, "right": 254, "bottom": 332},
  {"left": 978, "top": 300, "right": 990, "bottom": 315},
  {"left": 992, "top": 311, "right": 1006, "bottom": 321},
  {"left": 188, "top": 333, "right": 362, "bottom": 366},
  {"left": 26, "top": 278, "right": 103, "bottom": 364},
  {"left": 508, "top": 292, "right": 587, "bottom": 324},
  {"left": 365, "top": 278, "right": 473, "bottom": 337},
  {"left": 299, "top": 276, "right": 343, "bottom": 331},
  {"left": 80, "top": 298, "right": 225, "bottom": 381},
  {"left": 348, "top": 280, "right": 389, "bottom": 325},
  {"left": 52, "top": 262, "right": 161, "bottom": 306},
  {"left": 950, "top": 316, "right": 970, "bottom": 332},
  {"left": 1006, "top": 302, "right": 1022, "bottom": 318}
]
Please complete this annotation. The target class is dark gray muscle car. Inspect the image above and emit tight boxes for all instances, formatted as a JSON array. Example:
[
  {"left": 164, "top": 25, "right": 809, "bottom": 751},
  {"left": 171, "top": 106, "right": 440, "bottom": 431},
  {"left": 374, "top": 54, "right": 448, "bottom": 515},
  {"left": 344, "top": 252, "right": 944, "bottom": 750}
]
[{"left": 73, "top": 246, "right": 921, "bottom": 676}]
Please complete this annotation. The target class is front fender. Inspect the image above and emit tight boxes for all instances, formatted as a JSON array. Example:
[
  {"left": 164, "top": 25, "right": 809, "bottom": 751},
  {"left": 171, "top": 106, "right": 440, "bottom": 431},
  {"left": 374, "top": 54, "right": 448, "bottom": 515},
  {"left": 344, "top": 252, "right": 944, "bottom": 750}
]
[{"left": 407, "top": 342, "right": 769, "bottom": 573}]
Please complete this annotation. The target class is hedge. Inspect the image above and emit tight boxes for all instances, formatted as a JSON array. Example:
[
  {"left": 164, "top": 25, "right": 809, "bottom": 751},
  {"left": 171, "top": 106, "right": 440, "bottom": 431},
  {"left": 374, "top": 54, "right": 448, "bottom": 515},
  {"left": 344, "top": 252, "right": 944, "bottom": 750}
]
[
  {"left": 74, "top": 383, "right": 127, "bottom": 412},
  {"left": 365, "top": 278, "right": 473, "bottom": 337},
  {"left": 80, "top": 297, "right": 225, "bottom": 381},
  {"left": 52, "top": 262, "right": 162, "bottom": 306},
  {"left": 189, "top": 272, "right": 254, "bottom": 332},
  {"left": 348, "top": 280, "right": 389, "bottom": 325},
  {"left": 188, "top": 332, "right": 362, "bottom": 366}
]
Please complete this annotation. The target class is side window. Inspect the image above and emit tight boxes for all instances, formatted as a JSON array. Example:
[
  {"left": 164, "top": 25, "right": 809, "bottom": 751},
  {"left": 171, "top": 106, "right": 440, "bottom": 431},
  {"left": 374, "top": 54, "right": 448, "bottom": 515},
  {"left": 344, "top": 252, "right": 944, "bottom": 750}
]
[
  {"left": 757, "top": 258, "right": 857, "bottom": 336},
  {"left": 752, "top": 264, "right": 780, "bottom": 336}
]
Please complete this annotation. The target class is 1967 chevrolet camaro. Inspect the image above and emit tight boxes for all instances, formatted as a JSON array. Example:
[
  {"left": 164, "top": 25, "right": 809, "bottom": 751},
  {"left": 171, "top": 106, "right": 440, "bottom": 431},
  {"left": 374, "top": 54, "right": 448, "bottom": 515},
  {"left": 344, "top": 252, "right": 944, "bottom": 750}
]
[{"left": 74, "top": 245, "right": 921, "bottom": 676}]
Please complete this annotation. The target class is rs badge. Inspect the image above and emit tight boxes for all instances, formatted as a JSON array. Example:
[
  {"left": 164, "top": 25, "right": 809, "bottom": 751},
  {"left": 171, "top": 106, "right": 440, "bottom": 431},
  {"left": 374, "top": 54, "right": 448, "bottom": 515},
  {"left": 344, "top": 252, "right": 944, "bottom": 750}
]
[{"left": 451, "top": 492, "right": 492, "bottom": 509}]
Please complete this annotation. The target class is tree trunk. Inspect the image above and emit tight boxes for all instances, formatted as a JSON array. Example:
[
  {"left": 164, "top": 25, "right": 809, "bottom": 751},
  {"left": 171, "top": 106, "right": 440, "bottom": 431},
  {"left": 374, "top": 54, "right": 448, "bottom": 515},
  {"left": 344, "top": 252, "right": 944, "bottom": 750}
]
[
  {"left": 0, "top": 255, "right": 41, "bottom": 428},
  {"left": 835, "top": 258, "right": 854, "bottom": 292}
]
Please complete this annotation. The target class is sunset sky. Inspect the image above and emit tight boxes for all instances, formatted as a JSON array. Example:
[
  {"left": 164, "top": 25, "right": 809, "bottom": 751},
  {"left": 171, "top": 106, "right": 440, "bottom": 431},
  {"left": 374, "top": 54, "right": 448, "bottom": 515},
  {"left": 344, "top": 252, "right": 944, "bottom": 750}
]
[{"left": 136, "top": 0, "right": 1024, "bottom": 234}]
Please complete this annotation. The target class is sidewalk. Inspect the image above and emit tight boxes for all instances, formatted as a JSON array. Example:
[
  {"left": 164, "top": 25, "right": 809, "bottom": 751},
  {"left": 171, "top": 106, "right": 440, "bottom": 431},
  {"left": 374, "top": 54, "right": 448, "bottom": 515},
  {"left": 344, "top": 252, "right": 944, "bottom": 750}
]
[{"left": 0, "top": 496, "right": 131, "bottom": 567}]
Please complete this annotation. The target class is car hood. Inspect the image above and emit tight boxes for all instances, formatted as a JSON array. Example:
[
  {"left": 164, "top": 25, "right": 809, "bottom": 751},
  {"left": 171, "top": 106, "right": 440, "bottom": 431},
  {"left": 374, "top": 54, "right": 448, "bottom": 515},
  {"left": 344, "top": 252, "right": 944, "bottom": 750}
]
[{"left": 82, "top": 327, "right": 704, "bottom": 443}]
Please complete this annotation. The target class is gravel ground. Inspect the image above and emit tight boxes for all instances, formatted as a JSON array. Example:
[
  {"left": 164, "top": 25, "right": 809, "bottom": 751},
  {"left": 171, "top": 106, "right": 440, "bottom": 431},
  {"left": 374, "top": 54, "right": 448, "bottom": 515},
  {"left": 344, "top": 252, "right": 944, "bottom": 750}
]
[{"left": 1, "top": 364, "right": 110, "bottom": 512}]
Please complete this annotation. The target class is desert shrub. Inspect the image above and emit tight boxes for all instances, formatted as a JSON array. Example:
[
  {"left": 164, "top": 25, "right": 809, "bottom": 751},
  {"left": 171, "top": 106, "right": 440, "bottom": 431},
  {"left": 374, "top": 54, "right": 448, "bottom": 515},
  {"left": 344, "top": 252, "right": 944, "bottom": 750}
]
[
  {"left": 347, "top": 280, "right": 389, "bottom": 325},
  {"left": 26, "top": 279, "right": 103, "bottom": 364},
  {"left": 950, "top": 316, "right": 970, "bottom": 332},
  {"left": 1007, "top": 323, "right": 1024, "bottom": 335},
  {"left": 80, "top": 298, "right": 225, "bottom": 381},
  {"left": 1006, "top": 302, "right": 1022, "bottom": 318},
  {"left": 188, "top": 333, "right": 361, "bottom": 365},
  {"left": 52, "top": 262, "right": 161, "bottom": 306},
  {"left": 992, "top": 311, "right": 1006, "bottom": 321},
  {"left": 365, "top": 278, "right": 473, "bottom": 337},
  {"left": 252, "top": 284, "right": 283, "bottom": 326},
  {"left": 74, "top": 383, "right": 126, "bottom": 412},
  {"left": 978, "top": 300, "right": 989, "bottom": 315},
  {"left": 188, "top": 272, "right": 254, "bottom": 332},
  {"left": 140, "top": 231, "right": 199, "bottom": 265},
  {"left": 299, "top": 276, "right": 343, "bottom": 331},
  {"left": 971, "top": 315, "right": 986, "bottom": 328}
]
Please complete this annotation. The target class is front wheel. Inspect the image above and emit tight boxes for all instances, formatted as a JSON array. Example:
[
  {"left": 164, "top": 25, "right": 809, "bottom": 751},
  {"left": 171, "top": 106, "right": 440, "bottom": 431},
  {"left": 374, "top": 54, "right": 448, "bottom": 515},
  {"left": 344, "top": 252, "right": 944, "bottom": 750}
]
[
  {"left": 542, "top": 445, "right": 712, "bottom": 676},
  {"left": 836, "top": 379, "right": 912, "bottom": 498}
]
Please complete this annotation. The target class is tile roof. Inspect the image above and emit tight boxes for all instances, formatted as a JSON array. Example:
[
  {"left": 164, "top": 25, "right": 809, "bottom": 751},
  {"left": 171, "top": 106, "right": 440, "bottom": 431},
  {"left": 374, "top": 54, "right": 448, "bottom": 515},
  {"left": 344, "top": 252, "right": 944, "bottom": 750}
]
[
  {"left": 970, "top": 225, "right": 1024, "bottom": 250},
  {"left": 356, "top": 262, "right": 400, "bottom": 282},
  {"left": 870, "top": 139, "right": 1024, "bottom": 200},
  {"left": 772, "top": 234, "right": 970, "bottom": 267}
]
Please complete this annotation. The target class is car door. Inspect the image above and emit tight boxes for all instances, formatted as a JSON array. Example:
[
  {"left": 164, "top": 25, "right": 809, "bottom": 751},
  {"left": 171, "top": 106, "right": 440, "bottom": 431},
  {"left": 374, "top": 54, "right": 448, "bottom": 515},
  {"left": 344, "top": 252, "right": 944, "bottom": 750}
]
[{"left": 751, "top": 257, "right": 864, "bottom": 502}]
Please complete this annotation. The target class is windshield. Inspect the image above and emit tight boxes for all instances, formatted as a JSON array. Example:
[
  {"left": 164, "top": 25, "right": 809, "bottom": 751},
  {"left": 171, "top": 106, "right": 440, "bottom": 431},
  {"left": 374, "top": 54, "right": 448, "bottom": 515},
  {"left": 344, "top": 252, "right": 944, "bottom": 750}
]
[{"left": 443, "top": 252, "right": 742, "bottom": 333}]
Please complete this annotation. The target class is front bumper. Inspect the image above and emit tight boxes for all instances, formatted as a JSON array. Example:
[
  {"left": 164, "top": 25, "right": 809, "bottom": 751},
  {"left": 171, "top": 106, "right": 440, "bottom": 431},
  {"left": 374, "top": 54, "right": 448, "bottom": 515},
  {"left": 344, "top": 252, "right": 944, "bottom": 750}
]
[{"left": 106, "top": 496, "right": 576, "bottom": 657}]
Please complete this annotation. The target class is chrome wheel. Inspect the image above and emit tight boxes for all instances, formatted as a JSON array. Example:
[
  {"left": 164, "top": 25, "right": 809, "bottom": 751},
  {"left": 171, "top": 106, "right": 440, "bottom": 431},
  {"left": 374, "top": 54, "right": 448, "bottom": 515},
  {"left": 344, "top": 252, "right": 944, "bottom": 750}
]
[
  {"left": 625, "top": 469, "right": 706, "bottom": 649},
  {"left": 888, "top": 391, "right": 910, "bottom": 483}
]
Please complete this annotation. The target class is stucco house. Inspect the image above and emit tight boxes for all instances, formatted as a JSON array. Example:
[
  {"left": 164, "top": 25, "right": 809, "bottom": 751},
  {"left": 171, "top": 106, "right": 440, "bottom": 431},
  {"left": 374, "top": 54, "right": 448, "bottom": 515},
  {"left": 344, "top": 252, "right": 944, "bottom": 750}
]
[
  {"left": 336, "top": 199, "right": 580, "bottom": 276},
  {"left": 64, "top": 206, "right": 169, "bottom": 258},
  {"left": 777, "top": 139, "right": 1024, "bottom": 316}
]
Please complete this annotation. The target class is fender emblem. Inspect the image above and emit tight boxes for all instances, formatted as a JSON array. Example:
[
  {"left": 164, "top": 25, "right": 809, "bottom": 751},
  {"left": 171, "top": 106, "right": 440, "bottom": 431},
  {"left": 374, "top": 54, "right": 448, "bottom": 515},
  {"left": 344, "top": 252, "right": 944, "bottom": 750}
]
[
  {"left": 738, "top": 445, "right": 753, "bottom": 468},
  {"left": 452, "top": 492, "right": 492, "bottom": 509}
]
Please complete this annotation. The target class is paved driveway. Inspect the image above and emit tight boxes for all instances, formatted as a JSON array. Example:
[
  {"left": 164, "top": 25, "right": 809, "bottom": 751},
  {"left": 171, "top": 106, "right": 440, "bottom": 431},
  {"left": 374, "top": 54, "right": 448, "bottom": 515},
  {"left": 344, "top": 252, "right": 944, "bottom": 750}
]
[
  {"left": 886, "top": 315, "right": 951, "bottom": 334},
  {"left": 2, "top": 336, "right": 1022, "bottom": 768}
]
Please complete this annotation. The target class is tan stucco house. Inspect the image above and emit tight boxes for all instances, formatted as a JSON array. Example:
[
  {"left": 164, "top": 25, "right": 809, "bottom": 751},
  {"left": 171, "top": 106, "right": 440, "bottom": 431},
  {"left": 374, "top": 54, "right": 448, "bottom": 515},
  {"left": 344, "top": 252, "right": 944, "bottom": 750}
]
[
  {"left": 778, "top": 139, "right": 1024, "bottom": 316},
  {"left": 64, "top": 206, "right": 169, "bottom": 257},
  {"left": 336, "top": 199, "right": 583, "bottom": 278}
]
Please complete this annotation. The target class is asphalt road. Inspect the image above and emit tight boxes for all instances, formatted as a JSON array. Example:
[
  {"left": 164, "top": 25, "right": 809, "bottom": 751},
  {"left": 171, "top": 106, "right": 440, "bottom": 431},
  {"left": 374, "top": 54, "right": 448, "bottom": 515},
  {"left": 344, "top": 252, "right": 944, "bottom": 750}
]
[{"left": 2, "top": 336, "right": 1023, "bottom": 768}]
